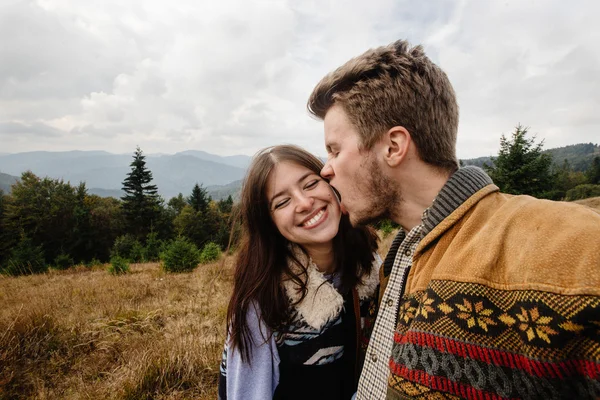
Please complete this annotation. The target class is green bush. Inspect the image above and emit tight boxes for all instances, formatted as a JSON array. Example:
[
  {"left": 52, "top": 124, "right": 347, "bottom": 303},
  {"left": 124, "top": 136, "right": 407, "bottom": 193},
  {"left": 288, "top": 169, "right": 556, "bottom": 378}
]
[
  {"left": 130, "top": 240, "right": 145, "bottom": 263},
  {"left": 112, "top": 234, "right": 144, "bottom": 262},
  {"left": 199, "top": 242, "right": 221, "bottom": 264},
  {"left": 108, "top": 256, "right": 130, "bottom": 275},
  {"left": 2, "top": 239, "right": 47, "bottom": 276},
  {"left": 112, "top": 234, "right": 137, "bottom": 259},
  {"left": 161, "top": 237, "right": 200, "bottom": 273},
  {"left": 54, "top": 253, "right": 74, "bottom": 270},
  {"left": 159, "top": 239, "right": 171, "bottom": 255},
  {"left": 565, "top": 184, "right": 600, "bottom": 201},
  {"left": 540, "top": 189, "right": 565, "bottom": 201},
  {"left": 87, "top": 258, "right": 103, "bottom": 268},
  {"left": 144, "top": 231, "right": 163, "bottom": 262}
]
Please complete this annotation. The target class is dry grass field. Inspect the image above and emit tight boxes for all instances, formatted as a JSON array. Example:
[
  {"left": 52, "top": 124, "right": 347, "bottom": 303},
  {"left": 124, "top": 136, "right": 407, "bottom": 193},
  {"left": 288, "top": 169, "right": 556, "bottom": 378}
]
[
  {"left": 0, "top": 234, "right": 398, "bottom": 400},
  {"left": 0, "top": 259, "right": 232, "bottom": 400}
]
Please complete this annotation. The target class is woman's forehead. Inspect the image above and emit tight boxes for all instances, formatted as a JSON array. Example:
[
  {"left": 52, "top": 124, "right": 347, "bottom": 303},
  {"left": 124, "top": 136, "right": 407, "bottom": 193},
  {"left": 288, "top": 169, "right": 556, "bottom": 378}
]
[{"left": 266, "top": 162, "right": 316, "bottom": 196}]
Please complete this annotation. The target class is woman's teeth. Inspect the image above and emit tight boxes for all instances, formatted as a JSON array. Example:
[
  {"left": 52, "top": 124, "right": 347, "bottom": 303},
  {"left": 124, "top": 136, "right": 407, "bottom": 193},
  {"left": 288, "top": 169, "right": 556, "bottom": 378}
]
[{"left": 303, "top": 209, "right": 325, "bottom": 227}]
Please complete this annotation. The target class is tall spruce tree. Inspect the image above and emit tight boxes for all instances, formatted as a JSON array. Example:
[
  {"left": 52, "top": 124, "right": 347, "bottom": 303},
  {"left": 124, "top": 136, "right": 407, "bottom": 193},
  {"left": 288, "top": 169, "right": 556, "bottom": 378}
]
[
  {"left": 484, "top": 125, "right": 554, "bottom": 198},
  {"left": 121, "top": 147, "right": 160, "bottom": 239},
  {"left": 188, "top": 183, "right": 210, "bottom": 212}
]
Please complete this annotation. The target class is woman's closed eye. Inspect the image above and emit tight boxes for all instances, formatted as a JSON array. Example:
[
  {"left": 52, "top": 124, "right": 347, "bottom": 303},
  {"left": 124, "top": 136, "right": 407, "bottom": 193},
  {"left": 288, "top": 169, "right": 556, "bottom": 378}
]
[
  {"left": 304, "top": 179, "right": 319, "bottom": 190},
  {"left": 273, "top": 198, "right": 290, "bottom": 210}
]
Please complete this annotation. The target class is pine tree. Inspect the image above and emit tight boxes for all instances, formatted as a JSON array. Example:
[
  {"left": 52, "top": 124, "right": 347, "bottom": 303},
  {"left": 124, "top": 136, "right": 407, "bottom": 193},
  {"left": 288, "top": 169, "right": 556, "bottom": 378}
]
[
  {"left": 0, "top": 189, "right": 6, "bottom": 263},
  {"left": 586, "top": 156, "right": 600, "bottom": 184},
  {"left": 121, "top": 147, "right": 160, "bottom": 239},
  {"left": 484, "top": 125, "right": 554, "bottom": 198},
  {"left": 188, "top": 183, "right": 210, "bottom": 212},
  {"left": 218, "top": 195, "right": 234, "bottom": 214},
  {"left": 70, "top": 182, "right": 94, "bottom": 262}
]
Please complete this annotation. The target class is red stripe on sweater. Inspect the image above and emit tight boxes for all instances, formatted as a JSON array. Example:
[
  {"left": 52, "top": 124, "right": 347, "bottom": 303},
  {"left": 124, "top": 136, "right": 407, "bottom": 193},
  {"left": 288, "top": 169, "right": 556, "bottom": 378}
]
[
  {"left": 393, "top": 331, "right": 600, "bottom": 379},
  {"left": 389, "top": 361, "right": 517, "bottom": 400}
]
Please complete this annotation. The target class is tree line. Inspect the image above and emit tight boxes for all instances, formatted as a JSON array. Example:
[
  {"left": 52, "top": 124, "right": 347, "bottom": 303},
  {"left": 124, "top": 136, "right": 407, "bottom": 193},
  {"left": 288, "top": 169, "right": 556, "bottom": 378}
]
[
  {"left": 480, "top": 125, "right": 600, "bottom": 200},
  {"left": 0, "top": 147, "right": 237, "bottom": 275},
  {"left": 1, "top": 127, "right": 599, "bottom": 275}
]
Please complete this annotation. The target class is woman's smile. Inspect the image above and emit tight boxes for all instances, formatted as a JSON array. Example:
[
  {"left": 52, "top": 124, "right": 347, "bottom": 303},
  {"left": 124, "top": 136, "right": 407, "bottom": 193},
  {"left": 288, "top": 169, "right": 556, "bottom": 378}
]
[{"left": 300, "top": 207, "right": 328, "bottom": 228}]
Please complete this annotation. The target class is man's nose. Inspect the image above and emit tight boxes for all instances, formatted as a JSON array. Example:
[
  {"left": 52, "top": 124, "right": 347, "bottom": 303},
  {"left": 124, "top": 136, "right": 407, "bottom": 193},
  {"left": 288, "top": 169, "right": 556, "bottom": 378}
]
[{"left": 321, "top": 161, "right": 333, "bottom": 179}]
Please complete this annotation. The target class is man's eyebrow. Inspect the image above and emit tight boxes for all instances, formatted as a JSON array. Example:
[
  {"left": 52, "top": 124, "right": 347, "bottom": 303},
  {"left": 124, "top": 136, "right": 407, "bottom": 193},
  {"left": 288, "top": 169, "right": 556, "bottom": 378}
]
[{"left": 269, "top": 171, "right": 314, "bottom": 207}]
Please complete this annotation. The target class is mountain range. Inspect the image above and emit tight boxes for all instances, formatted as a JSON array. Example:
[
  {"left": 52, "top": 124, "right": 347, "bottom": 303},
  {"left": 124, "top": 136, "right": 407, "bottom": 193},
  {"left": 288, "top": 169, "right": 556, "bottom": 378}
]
[
  {"left": 0, "top": 143, "right": 598, "bottom": 200},
  {"left": 0, "top": 150, "right": 252, "bottom": 200},
  {"left": 461, "top": 143, "right": 599, "bottom": 171}
]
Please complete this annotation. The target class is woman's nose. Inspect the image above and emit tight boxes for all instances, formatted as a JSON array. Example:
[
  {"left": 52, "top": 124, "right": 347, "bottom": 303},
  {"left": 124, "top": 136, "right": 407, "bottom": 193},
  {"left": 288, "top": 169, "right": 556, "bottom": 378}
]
[{"left": 295, "top": 194, "right": 314, "bottom": 212}]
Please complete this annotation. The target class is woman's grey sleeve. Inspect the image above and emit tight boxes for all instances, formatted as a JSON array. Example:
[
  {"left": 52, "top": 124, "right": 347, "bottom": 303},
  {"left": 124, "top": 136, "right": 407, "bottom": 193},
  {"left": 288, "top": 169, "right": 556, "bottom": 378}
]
[{"left": 225, "top": 303, "right": 280, "bottom": 400}]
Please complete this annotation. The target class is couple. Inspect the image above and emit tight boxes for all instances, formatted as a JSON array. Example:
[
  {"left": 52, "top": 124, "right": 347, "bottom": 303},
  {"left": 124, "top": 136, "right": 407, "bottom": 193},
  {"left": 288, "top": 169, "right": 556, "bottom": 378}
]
[{"left": 220, "top": 40, "right": 600, "bottom": 400}]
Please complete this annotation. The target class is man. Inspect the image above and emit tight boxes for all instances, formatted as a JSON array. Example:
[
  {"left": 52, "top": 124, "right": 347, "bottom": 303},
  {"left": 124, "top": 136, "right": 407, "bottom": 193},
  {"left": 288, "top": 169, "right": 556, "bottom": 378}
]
[{"left": 308, "top": 40, "right": 600, "bottom": 399}]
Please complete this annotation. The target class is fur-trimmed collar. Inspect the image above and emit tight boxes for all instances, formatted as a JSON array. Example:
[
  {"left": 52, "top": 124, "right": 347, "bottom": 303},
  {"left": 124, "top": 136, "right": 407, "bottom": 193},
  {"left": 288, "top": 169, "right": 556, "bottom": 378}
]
[{"left": 282, "top": 248, "right": 380, "bottom": 331}]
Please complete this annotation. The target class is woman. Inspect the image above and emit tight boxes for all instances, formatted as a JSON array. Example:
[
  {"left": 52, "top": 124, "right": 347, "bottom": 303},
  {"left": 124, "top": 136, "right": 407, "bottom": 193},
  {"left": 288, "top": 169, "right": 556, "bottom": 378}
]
[{"left": 218, "top": 145, "right": 381, "bottom": 400}]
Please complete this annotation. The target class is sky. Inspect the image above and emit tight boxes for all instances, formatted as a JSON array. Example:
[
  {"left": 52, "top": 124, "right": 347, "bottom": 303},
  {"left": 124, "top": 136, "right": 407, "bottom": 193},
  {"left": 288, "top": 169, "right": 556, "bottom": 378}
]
[{"left": 1, "top": 0, "right": 598, "bottom": 160}]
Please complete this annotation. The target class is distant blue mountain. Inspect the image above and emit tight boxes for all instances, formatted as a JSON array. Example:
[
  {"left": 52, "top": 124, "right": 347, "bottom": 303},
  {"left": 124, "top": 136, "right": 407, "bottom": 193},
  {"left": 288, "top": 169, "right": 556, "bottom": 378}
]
[
  {"left": 0, "top": 171, "right": 19, "bottom": 193},
  {"left": 176, "top": 150, "right": 251, "bottom": 169},
  {"left": 0, "top": 150, "right": 250, "bottom": 200},
  {"left": 3, "top": 143, "right": 597, "bottom": 201}
]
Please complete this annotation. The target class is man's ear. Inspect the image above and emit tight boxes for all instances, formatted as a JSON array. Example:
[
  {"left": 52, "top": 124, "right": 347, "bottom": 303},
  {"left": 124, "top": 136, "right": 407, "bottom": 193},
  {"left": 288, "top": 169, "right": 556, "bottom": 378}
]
[{"left": 383, "top": 126, "right": 411, "bottom": 167}]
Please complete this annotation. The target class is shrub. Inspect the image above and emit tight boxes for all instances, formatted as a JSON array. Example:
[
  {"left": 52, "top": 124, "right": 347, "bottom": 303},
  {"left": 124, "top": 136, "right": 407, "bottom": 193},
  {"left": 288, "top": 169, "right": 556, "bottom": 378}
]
[
  {"left": 108, "top": 256, "right": 130, "bottom": 275},
  {"left": 159, "top": 239, "right": 171, "bottom": 255},
  {"left": 3, "top": 239, "right": 47, "bottom": 276},
  {"left": 54, "top": 253, "right": 74, "bottom": 270},
  {"left": 144, "top": 231, "right": 163, "bottom": 262},
  {"left": 130, "top": 240, "right": 145, "bottom": 263},
  {"left": 161, "top": 237, "right": 200, "bottom": 273},
  {"left": 540, "top": 189, "right": 565, "bottom": 201},
  {"left": 87, "top": 258, "right": 103, "bottom": 268},
  {"left": 111, "top": 234, "right": 138, "bottom": 260},
  {"left": 565, "top": 184, "right": 600, "bottom": 201},
  {"left": 199, "top": 242, "right": 221, "bottom": 264}
]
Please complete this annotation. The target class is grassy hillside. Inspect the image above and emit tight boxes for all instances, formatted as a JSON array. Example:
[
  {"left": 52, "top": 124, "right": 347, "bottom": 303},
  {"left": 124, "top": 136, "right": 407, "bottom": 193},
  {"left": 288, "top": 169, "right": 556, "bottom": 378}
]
[
  {"left": 0, "top": 260, "right": 232, "bottom": 399},
  {"left": 0, "top": 235, "right": 396, "bottom": 399}
]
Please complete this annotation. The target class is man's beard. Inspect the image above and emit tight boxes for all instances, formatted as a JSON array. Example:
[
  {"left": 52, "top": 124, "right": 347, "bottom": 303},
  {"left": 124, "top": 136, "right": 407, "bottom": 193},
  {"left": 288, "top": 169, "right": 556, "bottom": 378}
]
[{"left": 351, "top": 156, "right": 401, "bottom": 227}]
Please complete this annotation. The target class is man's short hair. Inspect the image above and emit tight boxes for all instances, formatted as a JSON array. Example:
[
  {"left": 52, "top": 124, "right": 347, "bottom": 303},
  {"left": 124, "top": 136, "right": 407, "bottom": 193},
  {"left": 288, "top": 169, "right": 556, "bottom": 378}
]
[{"left": 308, "top": 39, "right": 459, "bottom": 172}]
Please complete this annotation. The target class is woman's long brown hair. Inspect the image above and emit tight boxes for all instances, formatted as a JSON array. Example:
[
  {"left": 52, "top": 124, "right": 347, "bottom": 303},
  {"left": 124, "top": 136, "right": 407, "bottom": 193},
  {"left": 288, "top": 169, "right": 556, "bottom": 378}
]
[{"left": 227, "top": 145, "right": 378, "bottom": 363}]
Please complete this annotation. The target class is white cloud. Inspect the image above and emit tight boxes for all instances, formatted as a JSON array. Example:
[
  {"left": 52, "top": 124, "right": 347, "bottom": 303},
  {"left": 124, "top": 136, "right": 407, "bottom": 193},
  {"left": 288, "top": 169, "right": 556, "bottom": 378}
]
[
  {"left": 0, "top": 0, "right": 598, "bottom": 159},
  {"left": 429, "top": 0, "right": 600, "bottom": 158}
]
